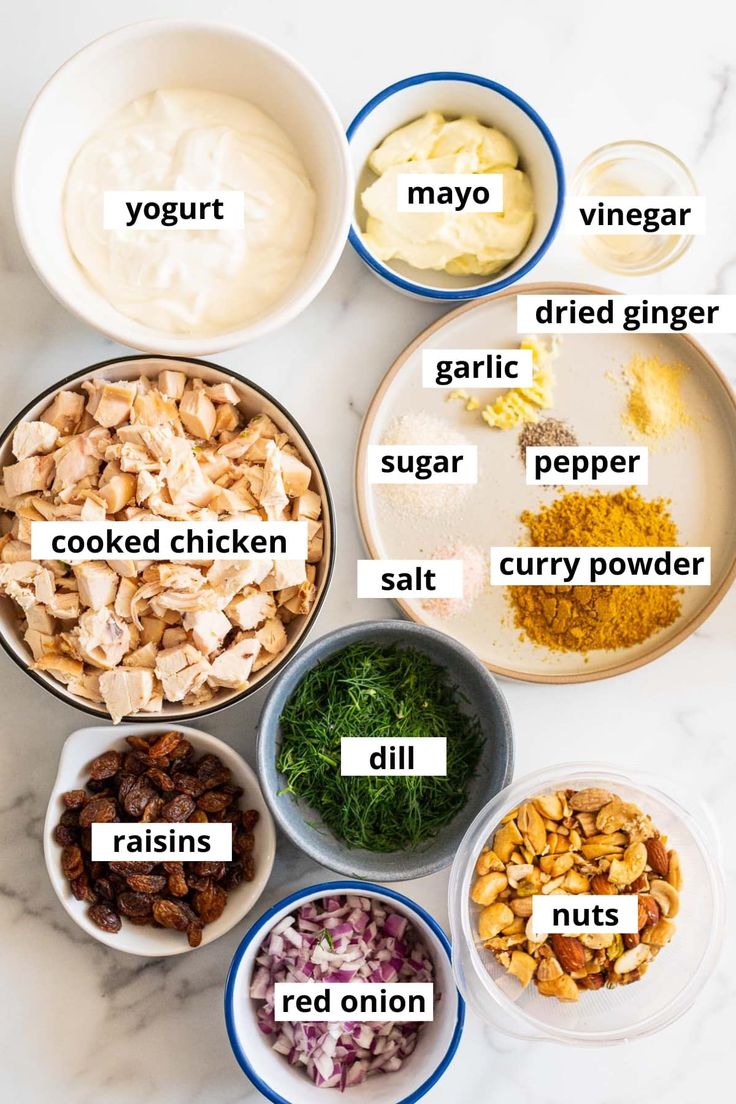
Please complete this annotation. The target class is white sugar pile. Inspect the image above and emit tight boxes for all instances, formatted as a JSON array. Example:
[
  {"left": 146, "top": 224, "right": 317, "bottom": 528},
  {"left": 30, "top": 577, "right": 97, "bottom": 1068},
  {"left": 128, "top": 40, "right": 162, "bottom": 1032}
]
[{"left": 378, "top": 412, "right": 472, "bottom": 517}]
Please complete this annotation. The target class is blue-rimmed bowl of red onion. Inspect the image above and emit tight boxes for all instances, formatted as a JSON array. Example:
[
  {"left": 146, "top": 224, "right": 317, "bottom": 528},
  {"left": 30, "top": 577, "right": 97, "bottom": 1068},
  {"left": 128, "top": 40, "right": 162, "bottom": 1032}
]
[{"left": 224, "top": 881, "right": 464, "bottom": 1103}]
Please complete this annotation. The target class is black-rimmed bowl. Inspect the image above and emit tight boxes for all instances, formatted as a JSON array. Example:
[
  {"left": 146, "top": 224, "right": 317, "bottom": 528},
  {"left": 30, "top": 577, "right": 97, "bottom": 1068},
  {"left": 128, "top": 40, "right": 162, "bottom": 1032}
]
[
  {"left": 0, "top": 354, "right": 335, "bottom": 722},
  {"left": 257, "top": 619, "right": 514, "bottom": 880}
]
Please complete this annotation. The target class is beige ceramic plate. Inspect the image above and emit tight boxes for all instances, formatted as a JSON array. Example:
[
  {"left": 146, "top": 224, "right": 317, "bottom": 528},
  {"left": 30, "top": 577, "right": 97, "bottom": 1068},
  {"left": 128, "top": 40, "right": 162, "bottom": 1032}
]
[{"left": 356, "top": 283, "right": 736, "bottom": 682}]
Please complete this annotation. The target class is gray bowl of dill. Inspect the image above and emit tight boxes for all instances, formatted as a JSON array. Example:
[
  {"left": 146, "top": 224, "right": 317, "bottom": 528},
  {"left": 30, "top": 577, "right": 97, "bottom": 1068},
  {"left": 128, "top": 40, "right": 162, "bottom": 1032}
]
[{"left": 257, "top": 620, "right": 514, "bottom": 881}]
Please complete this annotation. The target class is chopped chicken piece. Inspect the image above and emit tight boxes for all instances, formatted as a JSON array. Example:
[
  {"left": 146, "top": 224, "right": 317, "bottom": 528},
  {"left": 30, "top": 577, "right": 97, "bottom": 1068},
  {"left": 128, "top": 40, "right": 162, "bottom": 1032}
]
[
  {"left": 293, "top": 489, "right": 322, "bottom": 521},
  {"left": 260, "top": 441, "right": 289, "bottom": 520},
  {"left": 214, "top": 403, "right": 240, "bottom": 436},
  {"left": 208, "top": 637, "right": 260, "bottom": 689},
  {"left": 262, "top": 560, "right": 308, "bottom": 590},
  {"left": 33, "top": 652, "right": 84, "bottom": 681},
  {"left": 279, "top": 450, "right": 312, "bottom": 497},
  {"left": 67, "top": 670, "right": 103, "bottom": 704},
  {"left": 183, "top": 608, "right": 232, "bottom": 654},
  {"left": 114, "top": 576, "right": 137, "bottom": 619},
  {"left": 26, "top": 604, "right": 56, "bottom": 634},
  {"left": 24, "top": 628, "right": 56, "bottom": 661},
  {"left": 123, "top": 641, "right": 159, "bottom": 668},
  {"left": 155, "top": 643, "right": 211, "bottom": 701},
  {"left": 164, "top": 439, "right": 215, "bottom": 506},
  {"left": 99, "top": 667, "right": 155, "bottom": 724},
  {"left": 73, "top": 562, "right": 119, "bottom": 610},
  {"left": 140, "top": 615, "right": 166, "bottom": 646},
  {"left": 226, "top": 589, "right": 276, "bottom": 630},
  {"left": 208, "top": 382, "right": 240, "bottom": 405},
  {"left": 40, "top": 390, "right": 84, "bottom": 435},
  {"left": 12, "top": 421, "right": 59, "bottom": 461},
  {"left": 179, "top": 390, "right": 216, "bottom": 440},
  {"left": 75, "top": 607, "right": 131, "bottom": 668},
  {"left": 0, "top": 539, "right": 33, "bottom": 564},
  {"left": 80, "top": 495, "right": 107, "bottom": 521},
  {"left": 52, "top": 435, "right": 101, "bottom": 491},
  {"left": 3, "top": 454, "right": 54, "bottom": 498},
  {"left": 99, "top": 473, "right": 136, "bottom": 513},
  {"left": 86, "top": 380, "right": 137, "bottom": 427},
  {"left": 307, "top": 520, "right": 324, "bottom": 563},
  {"left": 282, "top": 578, "right": 317, "bottom": 616},
  {"left": 162, "top": 627, "right": 188, "bottom": 650},
  {"left": 207, "top": 559, "right": 272, "bottom": 597},
  {"left": 133, "top": 390, "right": 181, "bottom": 427},
  {"left": 157, "top": 369, "right": 186, "bottom": 399},
  {"left": 256, "top": 616, "right": 288, "bottom": 655}
]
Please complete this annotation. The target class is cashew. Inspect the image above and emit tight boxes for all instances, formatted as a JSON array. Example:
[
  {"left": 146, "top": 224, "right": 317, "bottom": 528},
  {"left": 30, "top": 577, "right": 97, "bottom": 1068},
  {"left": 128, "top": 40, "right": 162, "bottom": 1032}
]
[
  {"left": 510, "top": 897, "right": 533, "bottom": 917},
  {"left": 608, "top": 841, "right": 648, "bottom": 886},
  {"left": 536, "top": 956, "right": 563, "bottom": 981},
  {"left": 562, "top": 870, "right": 590, "bottom": 894},
  {"left": 517, "top": 802, "right": 547, "bottom": 854},
  {"left": 579, "top": 932, "right": 614, "bottom": 949},
  {"left": 536, "top": 974, "right": 579, "bottom": 1001},
  {"left": 650, "top": 879, "right": 680, "bottom": 918},
  {"left": 540, "top": 852, "right": 574, "bottom": 877},
  {"left": 507, "top": 950, "right": 537, "bottom": 988},
  {"left": 475, "top": 848, "right": 504, "bottom": 876},
  {"left": 507, "top": 863, "right": 534, "bottom": 888},
  {"left": 478, "top": 902, "right": 514, "bottom": 940},
  {"left": 534, "top": 793, "right": 564, "bottom": 820},
  {"left": 642, "top": 918, "right": 676, "bottom": 946},
  {"left": 667, "top": 850, "right": 683, "bottom": 891},
  {"left": 613, "top": 944, "right": 651, "bottom": 975},
  {"left": 525, "top": 915, "right": 547, "bottom": 943},
  {"left": 492, "top": 819, "right": 523, "bottom": 862},
  {"left": 471, "top": 871, "right": 508, "bottom": 905},
  {"left": 570, "top": 788, "right": 613, "bottom": 812}
]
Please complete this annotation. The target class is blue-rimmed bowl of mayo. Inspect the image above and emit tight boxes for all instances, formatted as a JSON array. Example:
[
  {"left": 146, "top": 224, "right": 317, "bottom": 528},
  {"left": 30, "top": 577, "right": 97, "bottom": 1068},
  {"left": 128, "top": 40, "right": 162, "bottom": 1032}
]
[
  {"left": 14, "top": 20, "right": 352, "bottom": 354},
  {"left": 347, "top": 72, "right": 564, "bottom": 301}
]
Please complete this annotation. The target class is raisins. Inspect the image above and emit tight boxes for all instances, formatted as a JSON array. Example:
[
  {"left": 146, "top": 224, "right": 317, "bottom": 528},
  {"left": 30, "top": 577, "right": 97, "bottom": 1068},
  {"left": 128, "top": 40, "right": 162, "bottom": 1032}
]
[
  {"left": 88, "top": 750, "right": 122, "bottom": 780},
  {"left": 89, "top": 903, "right": 122, "bottom": 933},
  {"left": 78, "top": 796, "right": 117, "bottom": 827},
  {"left": 54, "top": 731, "right": 257, "bottom": 946}
]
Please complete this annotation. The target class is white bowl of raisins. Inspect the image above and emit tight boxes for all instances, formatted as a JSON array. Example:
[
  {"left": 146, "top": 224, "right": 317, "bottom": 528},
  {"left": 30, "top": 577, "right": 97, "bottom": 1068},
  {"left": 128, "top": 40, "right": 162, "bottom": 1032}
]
[{"left": 44, "top": 723, "right": 276, "bottom": 956}]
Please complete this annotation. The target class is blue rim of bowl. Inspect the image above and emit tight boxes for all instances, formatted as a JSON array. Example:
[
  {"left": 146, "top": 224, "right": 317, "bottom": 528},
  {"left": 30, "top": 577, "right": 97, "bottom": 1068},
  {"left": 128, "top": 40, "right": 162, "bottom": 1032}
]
[
  {"left": 224, "top": 879, "right": 466, "bottom": 1104},
  {"left": 346, "top": 70, "right": 566, "bottom": 299}
]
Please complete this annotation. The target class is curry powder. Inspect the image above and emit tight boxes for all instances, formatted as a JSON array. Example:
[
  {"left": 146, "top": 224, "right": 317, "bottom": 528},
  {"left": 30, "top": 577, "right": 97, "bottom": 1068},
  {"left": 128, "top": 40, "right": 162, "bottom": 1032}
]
[{"left": 508, "top": 487, "right": 683, "bottom": 652}]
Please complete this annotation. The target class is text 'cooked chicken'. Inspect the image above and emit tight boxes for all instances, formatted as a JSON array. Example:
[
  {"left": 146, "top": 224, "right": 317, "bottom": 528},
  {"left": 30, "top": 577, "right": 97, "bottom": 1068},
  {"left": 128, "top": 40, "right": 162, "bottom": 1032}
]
[{"left": 0, "top": 369, "right": 325, "bottom": 721}]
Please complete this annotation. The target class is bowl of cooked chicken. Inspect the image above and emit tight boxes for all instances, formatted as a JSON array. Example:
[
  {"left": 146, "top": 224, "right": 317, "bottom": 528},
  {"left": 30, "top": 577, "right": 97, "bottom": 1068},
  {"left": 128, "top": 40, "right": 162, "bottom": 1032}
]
[{"left": 0, "top": 356, "right": 334, "bottom": 722}]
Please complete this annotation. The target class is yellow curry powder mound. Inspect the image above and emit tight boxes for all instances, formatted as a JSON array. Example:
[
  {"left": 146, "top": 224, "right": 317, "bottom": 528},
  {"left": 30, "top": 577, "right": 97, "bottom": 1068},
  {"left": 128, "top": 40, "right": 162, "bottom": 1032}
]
[{"left": 509, "top": 487, "right": 683, "bottom": 652}]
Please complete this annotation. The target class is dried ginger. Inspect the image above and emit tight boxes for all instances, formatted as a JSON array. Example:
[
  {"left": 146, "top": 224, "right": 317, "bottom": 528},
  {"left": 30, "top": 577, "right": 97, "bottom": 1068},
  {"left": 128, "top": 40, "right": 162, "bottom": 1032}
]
[
  {"left": 621, "top": 354, "right": 691, "bottom": 440},
  {"left": 508, "top": 487, "right": 682, "bottom": 652}
]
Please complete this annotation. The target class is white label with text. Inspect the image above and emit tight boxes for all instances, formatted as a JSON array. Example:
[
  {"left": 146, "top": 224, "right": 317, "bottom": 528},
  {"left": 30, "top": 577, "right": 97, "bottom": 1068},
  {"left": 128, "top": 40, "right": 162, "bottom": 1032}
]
[
  {"left": 31, "top": 521, "right": 307, "bottom": 562},
  {"left": 422, "top": 348, "right": 534, "bottom": 388},
  {"left": 396, "top": 173, "right": 503, "bottom": 213},
  {"left": 340, "top": 737, "right": 447, "bottom": 776},
  {"left": 357, "top": 559, "right": 463, "bottom": 598},
  {"left": 532, "top": 894, "right": 639, "bottom": 934},
  {"left": 103, "top": 190, "right": 245, "bottom": 230},
  {"left": 564, "top": 195, "right": 706, "bottom": 236},
  {"left": 526, "top": 446, "right": 648, "bottom": 486},
  {"left": 516, "top": 294, "right": 736, "bottom": 333},
  {"left": 366, "top": 445, "right": 478, "bottom": 485},
  {"left": 91, "top": 822, "right": 232, "bottom": 862},
  {"left": 490, "top": 547, "right": 711, "bottom": 585},
  {"left": 274, "top": 983, "right": 434, "bottom": 1022}
]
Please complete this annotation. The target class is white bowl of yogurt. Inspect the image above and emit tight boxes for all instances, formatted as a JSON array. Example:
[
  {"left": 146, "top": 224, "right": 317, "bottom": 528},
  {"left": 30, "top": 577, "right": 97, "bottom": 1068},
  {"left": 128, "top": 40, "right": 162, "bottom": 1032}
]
[{"left": 14, "top": 20, "right": 352, "bottom": 353}]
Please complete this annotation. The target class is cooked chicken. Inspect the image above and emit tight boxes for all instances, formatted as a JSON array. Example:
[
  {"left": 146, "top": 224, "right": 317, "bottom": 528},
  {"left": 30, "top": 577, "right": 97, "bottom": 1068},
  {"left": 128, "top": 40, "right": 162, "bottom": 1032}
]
[
  {"left": 12, "top": 421, "right": 59, "bottom": 461},
  {"left": 0, "top": 369, "right": 325, "bottom": 720}
]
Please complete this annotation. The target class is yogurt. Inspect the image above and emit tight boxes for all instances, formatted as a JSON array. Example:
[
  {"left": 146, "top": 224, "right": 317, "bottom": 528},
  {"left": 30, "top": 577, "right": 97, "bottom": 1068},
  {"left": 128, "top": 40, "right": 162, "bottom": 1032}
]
[{"left": 63, "top": 89, "right": 316, "bottom": 335}]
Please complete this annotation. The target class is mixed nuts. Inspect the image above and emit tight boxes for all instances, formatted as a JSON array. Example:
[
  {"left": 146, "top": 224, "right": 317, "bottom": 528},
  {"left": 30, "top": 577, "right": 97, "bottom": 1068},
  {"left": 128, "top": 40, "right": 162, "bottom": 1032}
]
[
  {"left": 53, "top": 729, "right": 258, "bottom": 946},
  {"left": 471, "top": 787, "right": 682, "bottom": 1001}
]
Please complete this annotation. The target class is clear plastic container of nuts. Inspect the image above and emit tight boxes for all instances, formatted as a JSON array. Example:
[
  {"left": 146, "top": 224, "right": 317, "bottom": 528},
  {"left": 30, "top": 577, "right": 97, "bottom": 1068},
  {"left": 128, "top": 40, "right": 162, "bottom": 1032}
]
[{"left": 448, "top": 764, "right": 724, "bottom": 1045}]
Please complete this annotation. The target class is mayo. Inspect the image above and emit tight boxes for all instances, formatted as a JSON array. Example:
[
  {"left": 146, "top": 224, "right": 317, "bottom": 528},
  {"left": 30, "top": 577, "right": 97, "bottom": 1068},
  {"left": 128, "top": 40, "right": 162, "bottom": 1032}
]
[
  {"left": 64, "top": 89, "right": 316, "bottom": 335},
  {"left": 360, "top": 112, "right": 534, "bottom": 277}
]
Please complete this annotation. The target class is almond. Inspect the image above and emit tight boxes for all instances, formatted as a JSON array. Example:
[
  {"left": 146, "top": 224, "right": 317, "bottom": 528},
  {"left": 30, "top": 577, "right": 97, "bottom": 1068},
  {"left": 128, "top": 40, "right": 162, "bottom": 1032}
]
[
  {"left": 569, "top": 788, "right": 612, "bottom": 812},
  {"left": 645, "top": 837, "right": 670, "bottom": 877},
  {"left": 590, "top": 874, "right": 617, "bottom": 895},
  {"left": 637, "top": 894, "right": 660, "bottom": 930},
  {"left": 550, "top": 934, "right": 586, "bottom": 973}
]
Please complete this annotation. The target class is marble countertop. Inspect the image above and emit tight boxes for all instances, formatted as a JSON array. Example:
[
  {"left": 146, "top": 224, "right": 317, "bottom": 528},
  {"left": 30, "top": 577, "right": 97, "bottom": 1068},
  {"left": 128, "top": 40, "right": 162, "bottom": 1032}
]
[{"left": 1, "top": 2, "right": 734, "bottom": 1102}]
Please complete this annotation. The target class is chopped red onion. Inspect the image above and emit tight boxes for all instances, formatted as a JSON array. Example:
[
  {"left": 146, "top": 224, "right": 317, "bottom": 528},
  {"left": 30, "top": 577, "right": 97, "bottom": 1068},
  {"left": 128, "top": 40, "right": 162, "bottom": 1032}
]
[{"left": 249, "top": 894, "right": 435, "bottom": 1091}]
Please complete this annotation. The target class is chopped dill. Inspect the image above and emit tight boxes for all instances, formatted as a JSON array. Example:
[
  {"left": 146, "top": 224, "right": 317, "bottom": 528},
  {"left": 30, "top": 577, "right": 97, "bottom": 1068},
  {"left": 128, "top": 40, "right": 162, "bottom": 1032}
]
[{"left": 276, "top": 642, "right": 483, "bottom": 852}]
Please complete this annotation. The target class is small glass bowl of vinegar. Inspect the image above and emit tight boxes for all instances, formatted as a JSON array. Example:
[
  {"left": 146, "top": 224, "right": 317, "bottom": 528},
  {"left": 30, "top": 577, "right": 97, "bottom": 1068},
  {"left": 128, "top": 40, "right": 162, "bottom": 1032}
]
[{"left": 571, "top": 140, "right": 698, "bottom": 275}]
